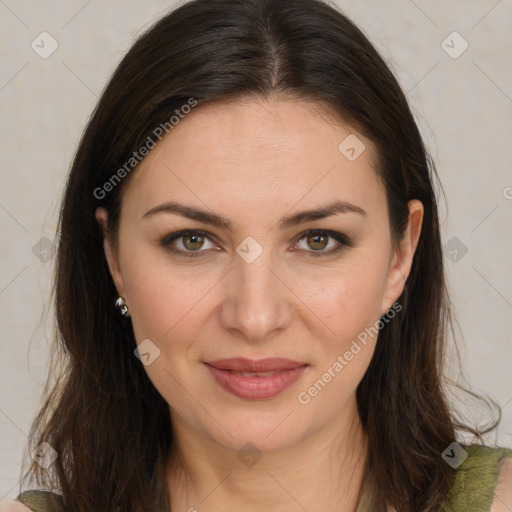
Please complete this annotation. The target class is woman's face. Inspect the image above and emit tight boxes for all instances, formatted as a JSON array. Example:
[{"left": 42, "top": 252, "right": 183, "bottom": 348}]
[{"left": 97, "top": 97, "right": 422, "bottom": 454}]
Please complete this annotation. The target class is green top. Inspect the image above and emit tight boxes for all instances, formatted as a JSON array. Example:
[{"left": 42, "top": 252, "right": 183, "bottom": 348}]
[
  {"left": 16, "top": 445, "right": 512, "bottom": 512},
  {"left": 438, "top": 445, "right": 512, "bottom": 511}
]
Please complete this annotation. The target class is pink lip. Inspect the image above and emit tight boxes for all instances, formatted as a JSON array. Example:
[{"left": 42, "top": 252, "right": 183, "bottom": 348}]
[{"left": 204, "top": 358, "right": 308, "bottom": 400}]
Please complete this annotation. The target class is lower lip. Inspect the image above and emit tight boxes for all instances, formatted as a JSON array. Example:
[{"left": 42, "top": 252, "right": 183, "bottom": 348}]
[{"left": 204, "top": 363, "right": 308, "bottom": 400}]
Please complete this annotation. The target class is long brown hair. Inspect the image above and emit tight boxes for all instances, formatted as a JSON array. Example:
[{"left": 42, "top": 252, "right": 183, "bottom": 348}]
[{"left": 21, "top": 0, "right": 499, "bottom": 510}]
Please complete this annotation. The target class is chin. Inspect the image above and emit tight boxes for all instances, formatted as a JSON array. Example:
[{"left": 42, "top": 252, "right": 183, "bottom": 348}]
[{"left": 205, "top": 406, "right": 312, "bottom": 453}]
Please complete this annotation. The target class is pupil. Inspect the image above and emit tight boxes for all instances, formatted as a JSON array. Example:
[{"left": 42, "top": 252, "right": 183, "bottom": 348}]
[
  {"left": 185, "top": 234, "right": 203, "bottom": 250},
  {"left": 309, "top": 234, "right": 327, "bottom": 250}
]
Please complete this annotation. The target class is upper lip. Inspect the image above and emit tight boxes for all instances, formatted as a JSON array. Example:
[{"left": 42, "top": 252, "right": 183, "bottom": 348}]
[{"left": 204, "top": 357, "right": 307, "bottom": 372}]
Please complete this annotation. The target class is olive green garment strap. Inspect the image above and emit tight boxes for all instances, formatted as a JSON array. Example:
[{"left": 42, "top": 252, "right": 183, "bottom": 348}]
[
  {"left": 16, "top": 490, "right": 68, "bottom": 512},
  {"left": 440, "top": 445, "right": 512, "bottom": 512},
  {"left": 355, "top": 445, "right": 512, "bottom": 512}
]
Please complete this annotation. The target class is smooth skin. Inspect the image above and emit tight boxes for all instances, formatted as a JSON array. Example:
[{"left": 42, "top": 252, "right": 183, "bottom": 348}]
[
  {"left": 2, "top": 100, "right": 511, "bottom": 511},
  {"left": 96, "top": 96, "right": 422, "bottom": 511}
]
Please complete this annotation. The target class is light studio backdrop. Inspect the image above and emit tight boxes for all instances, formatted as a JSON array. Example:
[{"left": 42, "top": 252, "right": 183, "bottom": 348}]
[{"left": 1, "top": 0, "right": 511, "bottom": 500}]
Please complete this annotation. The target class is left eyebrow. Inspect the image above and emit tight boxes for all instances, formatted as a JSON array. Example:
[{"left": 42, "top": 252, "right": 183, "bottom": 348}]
[{"left": 142, "top": 199, "right": 366, "bottom": 230}]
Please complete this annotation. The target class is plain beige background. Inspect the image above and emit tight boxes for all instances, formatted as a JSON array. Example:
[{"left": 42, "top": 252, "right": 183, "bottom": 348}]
[{"left": 1, "top": 0, "right": 511, "bottom": 500}]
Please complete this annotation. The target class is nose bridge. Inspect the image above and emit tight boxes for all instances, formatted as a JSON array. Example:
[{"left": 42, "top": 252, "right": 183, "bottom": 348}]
[
  {"left": 220, "top": 240, "right": 291, "bottom": 341},
  {"left": 236, "top": 250, "right": 275, "bottom": 301}
]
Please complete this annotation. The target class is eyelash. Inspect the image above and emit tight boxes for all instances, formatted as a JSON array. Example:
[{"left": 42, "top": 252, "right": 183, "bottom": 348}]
[{"left": 160, "top": 229, "right": 354, "bottom": 258}]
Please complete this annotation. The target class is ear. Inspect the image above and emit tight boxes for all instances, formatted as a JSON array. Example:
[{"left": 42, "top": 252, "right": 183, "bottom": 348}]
[
  {"left": 95, "top": 207, "right": 126, "bottom": 298},
  {"left": 381, "top": 199, "right": 424, "bottom": 314}
]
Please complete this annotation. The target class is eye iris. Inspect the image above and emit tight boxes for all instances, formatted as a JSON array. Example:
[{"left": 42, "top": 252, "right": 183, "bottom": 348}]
[
  {"left": 307, "top": 233, "right": 328, "bottom": 251},
  {"left": 183, "top": 233, "right": 204, "bottom": 251}
]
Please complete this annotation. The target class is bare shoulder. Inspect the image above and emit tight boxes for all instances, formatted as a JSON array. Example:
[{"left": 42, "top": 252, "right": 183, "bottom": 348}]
[
  {"left": 0, "top": 500, "right": 32, "bottom": 512},
  {"left": 490, "top": 456, "right": 512, "bottom": 511}
]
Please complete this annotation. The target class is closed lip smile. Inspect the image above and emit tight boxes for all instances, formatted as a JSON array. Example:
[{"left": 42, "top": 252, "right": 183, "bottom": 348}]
[{"left": 203, "top": 357, "right": 309, "bottom": 400}]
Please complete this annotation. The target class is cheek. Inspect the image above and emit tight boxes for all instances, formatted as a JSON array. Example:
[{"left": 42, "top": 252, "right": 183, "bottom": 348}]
[
  {"left": 121, "top": 258, "right": 216, "bottom": 407},
  {"left": 123, "top": 263, "right": 217, "bottom": 343},
  {"left": 291, "top": 259, "right": 389, "bottom": 413},
  {"left": 117, "top": 234, "right": 215, "bottom": 341},
  {"left": 293, "top": 252, "right": 390, "bottom": 346}
]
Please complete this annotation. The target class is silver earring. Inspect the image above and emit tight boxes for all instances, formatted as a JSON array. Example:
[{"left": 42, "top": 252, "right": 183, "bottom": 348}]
[{"left": 115, "top": 297, "right": 130, "bottom": 317}]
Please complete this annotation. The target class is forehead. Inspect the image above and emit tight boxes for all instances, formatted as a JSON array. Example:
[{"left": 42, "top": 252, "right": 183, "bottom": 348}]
[{"left": 122, "top": 97, "right": 385, "bottom": 221}]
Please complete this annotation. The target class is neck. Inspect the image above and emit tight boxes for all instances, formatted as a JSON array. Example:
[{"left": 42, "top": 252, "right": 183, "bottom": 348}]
[{"left": 165, "top": 396, "right": 369, "bottom": 512}]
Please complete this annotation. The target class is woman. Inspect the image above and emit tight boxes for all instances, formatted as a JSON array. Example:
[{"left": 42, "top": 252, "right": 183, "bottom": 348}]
[{"left": 2, "top": 0, "right": 511, "bottom": 510}]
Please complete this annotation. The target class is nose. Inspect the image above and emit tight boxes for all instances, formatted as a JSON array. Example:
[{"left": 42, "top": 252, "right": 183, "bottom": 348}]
[{"left": 219, "top": 247, "right": 293, "bottom": 342}]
